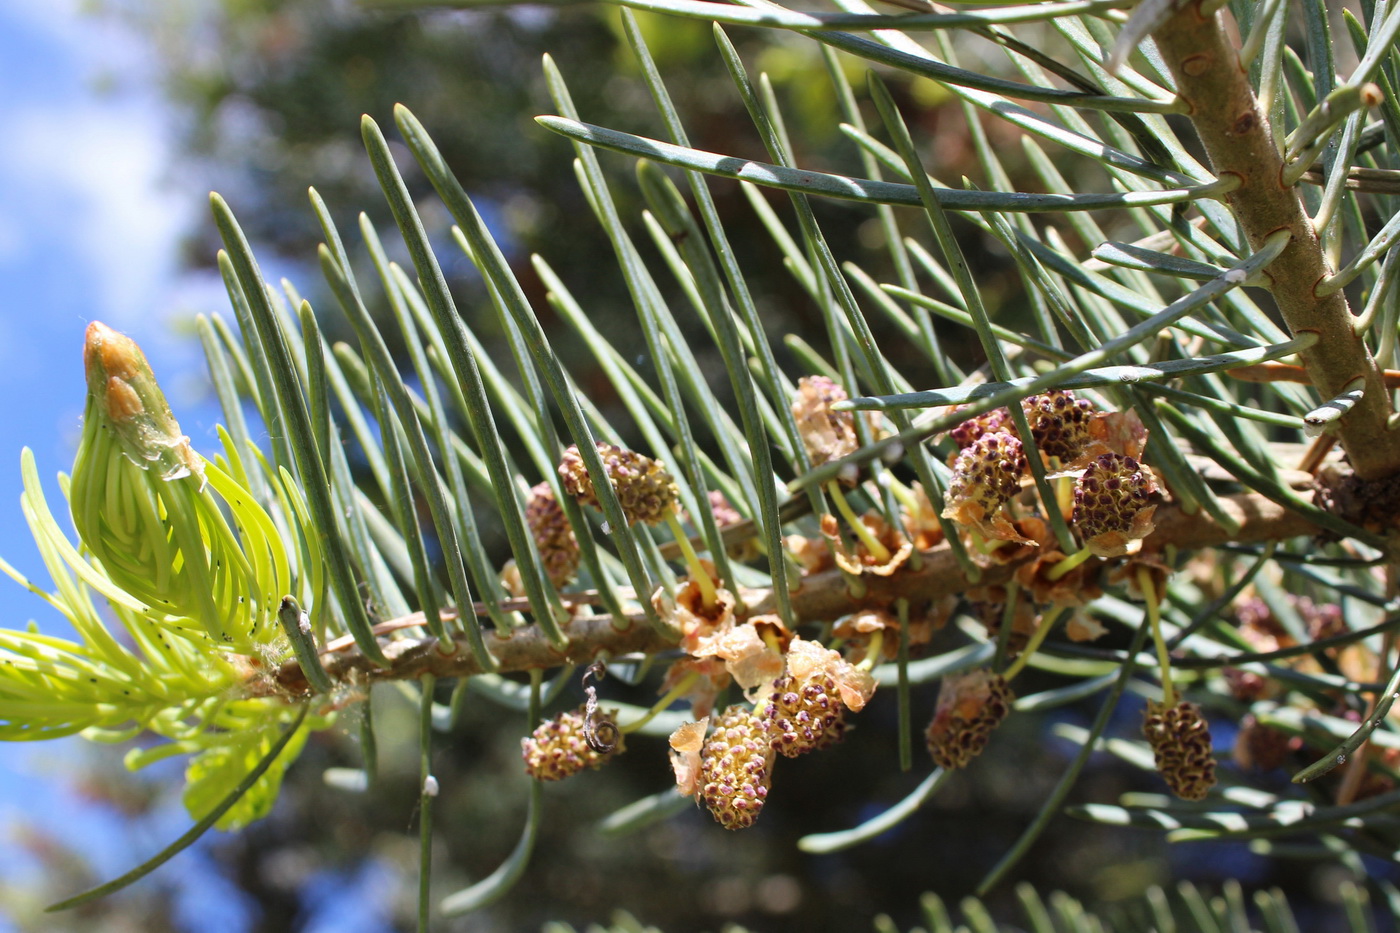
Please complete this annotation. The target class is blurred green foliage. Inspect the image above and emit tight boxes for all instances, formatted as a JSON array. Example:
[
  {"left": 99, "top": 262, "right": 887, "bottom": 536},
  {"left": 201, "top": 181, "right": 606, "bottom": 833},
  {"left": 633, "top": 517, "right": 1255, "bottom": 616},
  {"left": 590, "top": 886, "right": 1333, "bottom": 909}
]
[{"left": 95, "top": 0, "right": 913, "bottom": 400}]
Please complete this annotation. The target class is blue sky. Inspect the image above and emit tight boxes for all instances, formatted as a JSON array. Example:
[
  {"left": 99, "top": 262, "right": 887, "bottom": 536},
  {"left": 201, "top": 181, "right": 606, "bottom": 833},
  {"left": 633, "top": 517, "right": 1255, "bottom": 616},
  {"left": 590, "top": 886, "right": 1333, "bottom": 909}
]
[
  {"left": 0, "top": 3, "right": 299, "bottom": 929},
  {"left": 0, "top": 0, "right": 210, "bottom": 624}
]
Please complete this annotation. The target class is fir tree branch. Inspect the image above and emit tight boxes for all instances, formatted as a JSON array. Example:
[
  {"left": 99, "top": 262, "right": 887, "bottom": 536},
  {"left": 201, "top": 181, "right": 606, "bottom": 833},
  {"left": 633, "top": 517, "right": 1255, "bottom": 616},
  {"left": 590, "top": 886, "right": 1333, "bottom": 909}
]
[{"left": 262, "top": 490, "right": 1320, "bottom": 694}]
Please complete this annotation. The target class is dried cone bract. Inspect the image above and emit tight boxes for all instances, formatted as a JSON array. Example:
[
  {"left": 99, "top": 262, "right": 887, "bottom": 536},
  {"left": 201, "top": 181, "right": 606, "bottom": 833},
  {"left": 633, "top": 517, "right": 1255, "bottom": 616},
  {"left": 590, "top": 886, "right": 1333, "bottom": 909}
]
[
  {"left": 823, "top": 511, "right": 913, "bottom": 577},
  {"left": 522, "top": 705, "right": 623, "bottom": 781},
  {"left": 700, "top": 704, "right": 776, "bottom": 829},
  {"left": 1143, "top": 699, "right": 1216, "bottom": 800},
  {"left": 925, "top": 669, "right": 1013, "bottom": 770}
]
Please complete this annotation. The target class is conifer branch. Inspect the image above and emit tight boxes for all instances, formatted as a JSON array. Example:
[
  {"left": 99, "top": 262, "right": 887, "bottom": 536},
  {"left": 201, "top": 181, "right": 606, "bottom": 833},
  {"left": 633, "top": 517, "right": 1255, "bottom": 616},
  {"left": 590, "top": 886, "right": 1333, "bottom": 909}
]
[
  {"left": 263, "top": 490, "right": 1319, "bottom": 694},
  {"left": 19, "top": 0, "right": 1400, "bottom": 913}
]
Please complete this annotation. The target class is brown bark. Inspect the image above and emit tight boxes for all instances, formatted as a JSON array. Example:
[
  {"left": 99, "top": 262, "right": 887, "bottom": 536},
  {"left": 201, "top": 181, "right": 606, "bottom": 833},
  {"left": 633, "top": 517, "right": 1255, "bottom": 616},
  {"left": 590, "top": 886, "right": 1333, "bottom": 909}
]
[{"left": 263, "top": 491, "right": 1321, "bottom": 696}]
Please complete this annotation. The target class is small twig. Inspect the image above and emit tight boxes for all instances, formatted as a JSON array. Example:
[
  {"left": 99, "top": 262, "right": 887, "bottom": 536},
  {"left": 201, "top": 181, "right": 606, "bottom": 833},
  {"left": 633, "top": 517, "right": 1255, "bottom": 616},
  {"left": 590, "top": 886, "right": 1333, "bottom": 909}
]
[
  {"left": 318, "top": 594, "right": 609, "bottom": 655},
  {"left": 1299, "top": 166, "right": 1400, "bottom": 195},
  {"left": 1297, "top": 434, "right": 1338, "bottom": 476},
  {"left": 1226, "top": 362, "right": 1400, "bottom": 389}
]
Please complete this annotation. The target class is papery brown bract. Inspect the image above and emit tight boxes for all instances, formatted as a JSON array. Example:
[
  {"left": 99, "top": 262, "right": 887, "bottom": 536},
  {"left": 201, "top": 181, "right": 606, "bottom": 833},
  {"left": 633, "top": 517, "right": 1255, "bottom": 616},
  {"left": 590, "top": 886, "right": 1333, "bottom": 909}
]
[
  {"left": 791, "top": 376, "right": 878, "bottom": 475},
  {"left": 669, "top": 717, "right": 711, "bottom": 798},
  {"left": 822, "top": 512, "right": 914, "bottom": 577},
  {"left": 658, "top": 657, "right": 730, "bottom": 722},
  {"left": 785, "top": 636, "right": 876, "bottom": 713}
]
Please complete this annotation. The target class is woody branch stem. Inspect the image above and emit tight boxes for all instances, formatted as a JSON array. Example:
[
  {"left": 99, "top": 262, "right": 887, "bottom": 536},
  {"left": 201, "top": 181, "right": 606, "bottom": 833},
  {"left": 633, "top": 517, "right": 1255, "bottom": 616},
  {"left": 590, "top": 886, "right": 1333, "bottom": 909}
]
[
  {"left": 262, "top": 490, "right": 1317, "bottom": 695},
  {"left": 1152, "top": 2, "right": 1400, "bottom": 480}
]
